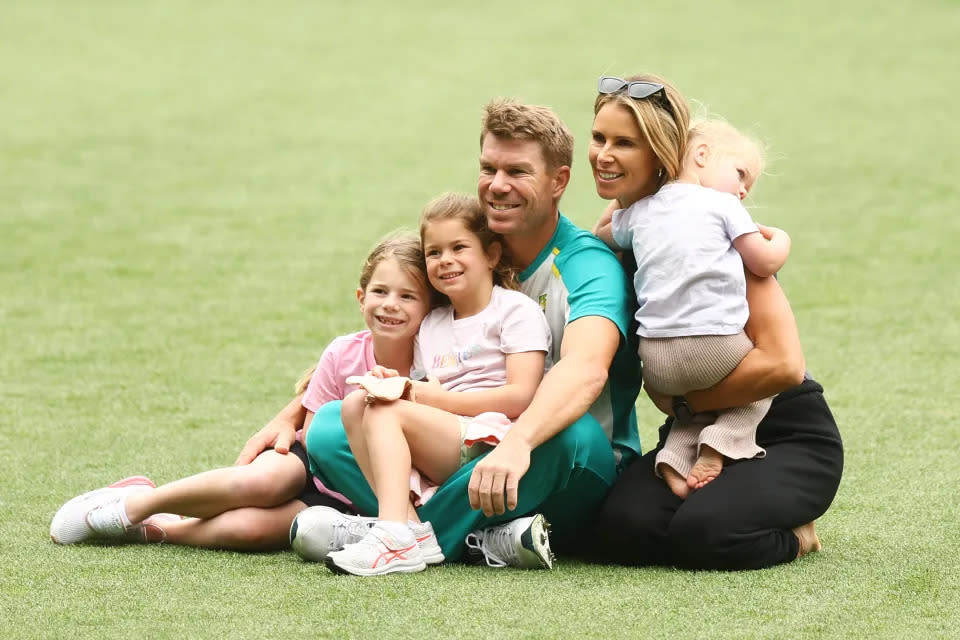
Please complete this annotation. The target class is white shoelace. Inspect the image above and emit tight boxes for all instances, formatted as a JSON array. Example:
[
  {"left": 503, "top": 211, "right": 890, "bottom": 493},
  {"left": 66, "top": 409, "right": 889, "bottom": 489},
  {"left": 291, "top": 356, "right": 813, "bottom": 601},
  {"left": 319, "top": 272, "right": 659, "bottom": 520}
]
[
  {"left": 464, "top": 527, "right": 517, "bottom": 568},
  {"left": 85, "top": 498, "right": 131, "bottom": 537},
  {"left": 330, "top": 518, "right": 372, "bottom": 551}
]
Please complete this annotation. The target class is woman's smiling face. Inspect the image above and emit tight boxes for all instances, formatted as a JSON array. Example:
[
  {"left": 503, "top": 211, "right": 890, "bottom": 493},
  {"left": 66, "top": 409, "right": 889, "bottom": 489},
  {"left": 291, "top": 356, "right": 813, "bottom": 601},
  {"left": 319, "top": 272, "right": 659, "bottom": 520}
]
[{"left": 588, "top": 102, "right": 662, "bottom": 208}]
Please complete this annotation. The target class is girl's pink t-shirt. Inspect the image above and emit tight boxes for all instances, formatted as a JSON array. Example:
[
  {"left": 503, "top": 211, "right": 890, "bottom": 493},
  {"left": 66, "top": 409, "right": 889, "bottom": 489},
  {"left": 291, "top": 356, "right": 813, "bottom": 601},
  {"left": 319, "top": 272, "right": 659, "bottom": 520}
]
[{"left": 301, "top": 330, "right": 378, "bottom": 412}]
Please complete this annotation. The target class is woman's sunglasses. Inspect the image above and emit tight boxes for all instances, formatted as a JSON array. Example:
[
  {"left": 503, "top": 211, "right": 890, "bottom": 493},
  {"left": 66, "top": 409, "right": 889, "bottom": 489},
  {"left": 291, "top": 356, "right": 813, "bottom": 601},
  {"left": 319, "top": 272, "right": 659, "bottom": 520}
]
[{"left": 597, "top": 76, "right": 667, "bottom": 102}]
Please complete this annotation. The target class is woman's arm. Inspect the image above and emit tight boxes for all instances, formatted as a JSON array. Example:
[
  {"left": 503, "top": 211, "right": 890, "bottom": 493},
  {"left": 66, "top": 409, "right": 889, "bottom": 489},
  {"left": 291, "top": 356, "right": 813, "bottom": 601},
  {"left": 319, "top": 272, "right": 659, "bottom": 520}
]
[
  {"left": 683, "top": 271, "right": 806, "bottom": 412},
  {"left": 409, "top": 350, "right": 545, "bottom": 419}
]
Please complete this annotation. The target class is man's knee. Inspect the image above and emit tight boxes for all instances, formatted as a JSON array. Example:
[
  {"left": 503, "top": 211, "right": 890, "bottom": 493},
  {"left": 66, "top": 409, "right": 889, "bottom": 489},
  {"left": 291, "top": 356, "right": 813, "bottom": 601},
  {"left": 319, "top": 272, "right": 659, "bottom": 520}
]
[
  {"left": 304, "top": 401, "right": 347, "bottom": 463},
  {"left": 532, "top": 413, "right": 615, "bottom": 480}
]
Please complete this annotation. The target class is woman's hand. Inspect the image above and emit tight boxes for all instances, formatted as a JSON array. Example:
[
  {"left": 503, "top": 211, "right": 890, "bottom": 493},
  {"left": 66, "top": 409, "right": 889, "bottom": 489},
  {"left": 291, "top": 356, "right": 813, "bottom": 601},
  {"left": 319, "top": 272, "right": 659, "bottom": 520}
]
[
  {"left": 684, "top": 272, "right": 805, "bottom": 412},
  {"left": 644, "top": 387, "right": 673, "bottom": 415}
]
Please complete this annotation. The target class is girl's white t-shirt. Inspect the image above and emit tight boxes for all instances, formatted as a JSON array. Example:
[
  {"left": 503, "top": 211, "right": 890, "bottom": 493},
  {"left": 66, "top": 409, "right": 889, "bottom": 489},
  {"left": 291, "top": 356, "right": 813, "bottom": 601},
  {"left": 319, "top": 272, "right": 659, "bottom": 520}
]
[{"left": 414, "top": 285, "right": 551, "bottom": 393}]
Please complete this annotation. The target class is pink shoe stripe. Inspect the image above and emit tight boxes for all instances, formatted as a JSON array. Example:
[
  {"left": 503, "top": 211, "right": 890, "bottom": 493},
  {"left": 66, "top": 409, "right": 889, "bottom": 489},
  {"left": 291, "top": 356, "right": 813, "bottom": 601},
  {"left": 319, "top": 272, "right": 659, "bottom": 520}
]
[{"left": 108, "top": 476, "right": 156, "bottom": 489}]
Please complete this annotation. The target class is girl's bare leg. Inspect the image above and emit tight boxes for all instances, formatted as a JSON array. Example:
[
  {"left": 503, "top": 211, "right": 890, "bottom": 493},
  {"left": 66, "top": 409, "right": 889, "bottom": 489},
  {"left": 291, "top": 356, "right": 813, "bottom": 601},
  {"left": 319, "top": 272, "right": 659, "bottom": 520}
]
[
  {"left": 123, "top": 450, "right": 307, "bottom": 524},
  {"left": 145, "top": 500, "right": 308, "bottom": 550},
  {"left": 344, "top": 392, "right": 425, "bottom": 524},
  {"left": 362, "top": 400, "right": 462, "bottom": 523}
]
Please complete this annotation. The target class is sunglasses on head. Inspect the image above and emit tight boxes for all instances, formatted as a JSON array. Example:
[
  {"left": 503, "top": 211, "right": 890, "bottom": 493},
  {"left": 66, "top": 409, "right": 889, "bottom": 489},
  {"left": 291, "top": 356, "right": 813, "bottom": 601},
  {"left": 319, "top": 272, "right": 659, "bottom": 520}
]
[{"left": 597, "top": 76, "right": 667, "bottom": 102}]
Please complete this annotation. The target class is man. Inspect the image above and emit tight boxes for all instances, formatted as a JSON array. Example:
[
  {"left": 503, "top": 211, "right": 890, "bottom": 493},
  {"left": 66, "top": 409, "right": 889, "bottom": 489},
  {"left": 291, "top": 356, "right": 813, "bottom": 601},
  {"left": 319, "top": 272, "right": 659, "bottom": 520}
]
[{"left": 238, "top": 99, "right": 642, "bottom": 565}]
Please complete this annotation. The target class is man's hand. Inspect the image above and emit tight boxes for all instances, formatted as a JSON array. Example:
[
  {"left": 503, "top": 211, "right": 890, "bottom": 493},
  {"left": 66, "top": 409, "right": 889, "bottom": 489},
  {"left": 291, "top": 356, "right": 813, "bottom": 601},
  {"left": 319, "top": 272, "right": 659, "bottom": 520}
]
[
  {"left": 234, "top": 418, "right": 297, "bottom": 466},
  {"left": 468, "top": 436, "right": 532, "bottom": 516}
]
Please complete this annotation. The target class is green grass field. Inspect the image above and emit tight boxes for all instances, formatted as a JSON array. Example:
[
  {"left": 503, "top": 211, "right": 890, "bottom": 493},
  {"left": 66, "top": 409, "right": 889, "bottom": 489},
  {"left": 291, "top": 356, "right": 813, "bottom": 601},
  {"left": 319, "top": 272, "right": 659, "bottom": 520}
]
[{"left": 2, "top": 1, "right": 959, "bottom": 638}]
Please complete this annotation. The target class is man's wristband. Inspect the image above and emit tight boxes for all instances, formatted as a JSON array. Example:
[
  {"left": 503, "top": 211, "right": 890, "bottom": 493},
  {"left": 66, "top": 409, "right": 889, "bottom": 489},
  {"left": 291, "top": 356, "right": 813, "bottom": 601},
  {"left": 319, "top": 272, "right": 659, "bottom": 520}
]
[{"left": 672, "top": 395, "right": 694, "bottom": 422}]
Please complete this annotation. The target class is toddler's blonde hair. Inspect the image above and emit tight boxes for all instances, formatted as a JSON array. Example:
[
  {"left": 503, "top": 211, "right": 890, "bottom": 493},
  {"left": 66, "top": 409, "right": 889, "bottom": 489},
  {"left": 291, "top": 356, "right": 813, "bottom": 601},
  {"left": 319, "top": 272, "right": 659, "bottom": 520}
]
[{"left": 687, "top": 118, "right": 767, "bottom": 184}]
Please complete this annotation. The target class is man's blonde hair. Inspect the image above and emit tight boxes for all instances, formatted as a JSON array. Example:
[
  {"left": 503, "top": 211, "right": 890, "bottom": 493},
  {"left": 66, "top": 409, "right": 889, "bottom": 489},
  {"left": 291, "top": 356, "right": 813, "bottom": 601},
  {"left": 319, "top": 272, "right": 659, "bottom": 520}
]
[{"left": 481, "top": 99, "right": 574, "bottom": 170}]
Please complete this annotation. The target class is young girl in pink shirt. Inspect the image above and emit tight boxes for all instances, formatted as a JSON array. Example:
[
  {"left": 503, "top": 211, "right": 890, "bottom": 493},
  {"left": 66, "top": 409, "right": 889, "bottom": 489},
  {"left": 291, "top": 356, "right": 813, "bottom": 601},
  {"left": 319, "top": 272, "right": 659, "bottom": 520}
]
[
  {"left": 50, "top": 234, "right": 433, "bottom": 550},
  {"left": 325, "top": 192, "right": 552, "bottom": 576}
]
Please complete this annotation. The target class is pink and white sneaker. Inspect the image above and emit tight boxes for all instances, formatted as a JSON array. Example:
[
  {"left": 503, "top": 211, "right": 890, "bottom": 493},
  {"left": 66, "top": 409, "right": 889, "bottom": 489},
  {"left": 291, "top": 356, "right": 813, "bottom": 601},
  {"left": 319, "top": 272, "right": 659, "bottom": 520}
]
[
  {"left": 49, "top": 476, "right": 155, "bottom": 544},
  {"left": 325, "top": 524, "right": 427, "bottom": 576}
]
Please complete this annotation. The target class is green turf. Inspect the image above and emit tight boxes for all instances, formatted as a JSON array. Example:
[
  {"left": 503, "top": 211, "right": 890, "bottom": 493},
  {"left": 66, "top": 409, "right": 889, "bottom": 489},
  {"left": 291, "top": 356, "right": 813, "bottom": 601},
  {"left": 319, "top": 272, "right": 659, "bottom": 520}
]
[{"left": 2, "top": 1, "right": 958, "bottom": 638}]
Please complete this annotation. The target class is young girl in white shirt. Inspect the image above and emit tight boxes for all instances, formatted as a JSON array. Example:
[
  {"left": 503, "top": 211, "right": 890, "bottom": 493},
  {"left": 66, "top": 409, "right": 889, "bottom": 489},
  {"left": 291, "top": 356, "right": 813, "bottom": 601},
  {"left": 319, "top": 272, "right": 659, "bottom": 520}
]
[{"left": 327, "top": 192, "right": 551, "bottom": 576}]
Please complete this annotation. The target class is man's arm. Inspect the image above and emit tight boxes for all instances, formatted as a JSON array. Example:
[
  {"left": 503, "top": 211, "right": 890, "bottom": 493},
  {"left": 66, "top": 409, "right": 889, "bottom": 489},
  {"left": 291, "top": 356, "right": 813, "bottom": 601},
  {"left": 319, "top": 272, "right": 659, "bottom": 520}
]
[
  {"left": 681, "top": 271, "right": 805, "bottom": 413},
  {"left": 467, "top": 315, "right": 620, "bottom": 515},
  {"left": 234, "top": 393, "right": 306, "bottom": 465}
]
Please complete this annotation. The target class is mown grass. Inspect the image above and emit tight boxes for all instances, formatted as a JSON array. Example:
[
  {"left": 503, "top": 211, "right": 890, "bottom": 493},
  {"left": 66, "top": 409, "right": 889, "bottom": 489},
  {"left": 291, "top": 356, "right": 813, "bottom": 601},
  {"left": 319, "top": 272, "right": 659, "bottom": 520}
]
[{"left": 2, "top": 1, "right": 958, "bottom": 638}]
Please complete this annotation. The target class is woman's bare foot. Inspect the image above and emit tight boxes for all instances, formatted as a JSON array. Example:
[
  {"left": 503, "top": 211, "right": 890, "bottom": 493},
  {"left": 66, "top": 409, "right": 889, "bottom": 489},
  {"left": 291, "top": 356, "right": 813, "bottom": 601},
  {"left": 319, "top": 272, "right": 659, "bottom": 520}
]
[
  {"left": 793, "top": 521, "right": 822, "bottom": 558},
  {"left": 659, "top": 464, "right": 689, "bottom": 499},
  {"left": 687, "top": 445, "right": 724, "bottom": 491}
]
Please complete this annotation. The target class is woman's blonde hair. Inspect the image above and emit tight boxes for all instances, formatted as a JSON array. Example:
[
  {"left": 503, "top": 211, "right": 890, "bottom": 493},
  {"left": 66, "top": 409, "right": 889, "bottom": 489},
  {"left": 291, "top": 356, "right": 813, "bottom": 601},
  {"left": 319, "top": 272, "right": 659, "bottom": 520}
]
[
  {"left": 594, "top": 73, "right": 691, "bottom": 191},
  {"left": 419, "top": 192, "right": 519, "bottom": 303},
  {"left": 294, "top": 233, "right": 427, "bottom": 394}
]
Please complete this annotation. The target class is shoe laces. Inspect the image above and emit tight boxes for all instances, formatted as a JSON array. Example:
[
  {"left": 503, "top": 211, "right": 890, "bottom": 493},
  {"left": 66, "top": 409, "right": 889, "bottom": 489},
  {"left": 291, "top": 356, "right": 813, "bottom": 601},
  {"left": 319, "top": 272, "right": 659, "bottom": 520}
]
[
  {"left": 464, "top": 526, "right": 516, "bottom": 568},
  {"left": 85, "top": 498, "right": 131, "bottom": 537},
  {"left": 331, "top": 518, "right": 371, "bottom": 551}
]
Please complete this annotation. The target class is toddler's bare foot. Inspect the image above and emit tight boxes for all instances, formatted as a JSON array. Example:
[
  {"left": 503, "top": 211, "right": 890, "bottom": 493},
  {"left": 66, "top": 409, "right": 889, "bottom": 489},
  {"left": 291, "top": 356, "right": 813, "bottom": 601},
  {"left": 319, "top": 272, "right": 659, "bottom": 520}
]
[
  {"left": 659, "top": 464, "right": 689, "bottom": 499},
  {"left": 687, "top": 446, "right": 723, "bottom": 491},
  {"left": 793, "top": 521, "right": 822, "bottom": 558}
]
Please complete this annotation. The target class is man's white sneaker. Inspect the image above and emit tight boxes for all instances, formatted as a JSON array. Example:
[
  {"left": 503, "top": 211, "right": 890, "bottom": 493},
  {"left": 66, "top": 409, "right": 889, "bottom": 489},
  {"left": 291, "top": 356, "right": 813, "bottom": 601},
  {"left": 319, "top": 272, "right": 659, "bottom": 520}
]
[
  {"left": 464, "top": 513, "right": 554, "bottom": 569},
  {"left": 411, "top": 521, "right": 444, "bottom": 565},
  {"left": 289, "top": 506, "right": 376, "bottom": 562},
  {"left": 325, "top": 524, "right": 426, "bottom": 576},
  {"left": 50, "top": 476, "right": 155, "bottom": 545}
]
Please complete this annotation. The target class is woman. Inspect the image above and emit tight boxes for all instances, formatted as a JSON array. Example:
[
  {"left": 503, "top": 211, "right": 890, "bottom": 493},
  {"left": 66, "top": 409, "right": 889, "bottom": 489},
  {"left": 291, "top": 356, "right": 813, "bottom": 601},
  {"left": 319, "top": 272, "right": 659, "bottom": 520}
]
[{"left": 588, "top": 74, "right": 843, "bottom": 570}]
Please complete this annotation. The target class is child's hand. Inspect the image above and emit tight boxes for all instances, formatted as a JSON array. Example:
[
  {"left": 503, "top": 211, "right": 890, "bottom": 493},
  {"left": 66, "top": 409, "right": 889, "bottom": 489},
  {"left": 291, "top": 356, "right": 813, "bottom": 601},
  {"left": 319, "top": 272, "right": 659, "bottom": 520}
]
[
  {"left": 409, "top": 375, "right": 442, "bottom": 405},
  {"left": 756, "top": 223, "right": 787, "bottom": 242},
  {"left": 591, "top": 199, "right": 620, "bottom": 235},
  {"left": 369, "top": 365, "right": 399, "bottom": 378}
]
